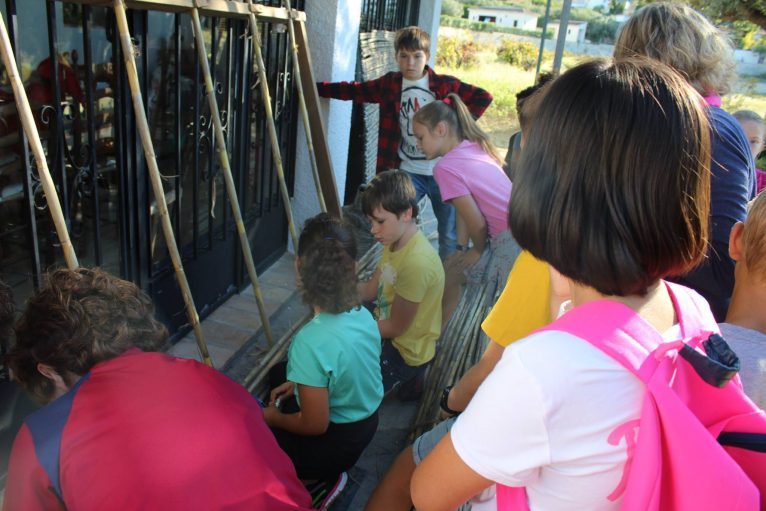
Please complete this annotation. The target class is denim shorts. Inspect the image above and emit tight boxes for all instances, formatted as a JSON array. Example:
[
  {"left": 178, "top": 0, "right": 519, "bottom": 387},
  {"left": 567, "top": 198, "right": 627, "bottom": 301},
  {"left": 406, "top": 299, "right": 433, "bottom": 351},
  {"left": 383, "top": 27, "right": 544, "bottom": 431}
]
[{"left": 412, "top": 416, "right": 458, "bottom": 465}]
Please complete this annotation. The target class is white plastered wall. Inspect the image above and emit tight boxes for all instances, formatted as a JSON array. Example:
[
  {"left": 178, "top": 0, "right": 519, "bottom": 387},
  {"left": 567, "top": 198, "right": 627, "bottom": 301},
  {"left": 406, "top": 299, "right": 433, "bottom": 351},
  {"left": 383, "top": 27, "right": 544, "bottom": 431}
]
[{"left": 291, "top": 0, "right": 362, "bottom": 251}]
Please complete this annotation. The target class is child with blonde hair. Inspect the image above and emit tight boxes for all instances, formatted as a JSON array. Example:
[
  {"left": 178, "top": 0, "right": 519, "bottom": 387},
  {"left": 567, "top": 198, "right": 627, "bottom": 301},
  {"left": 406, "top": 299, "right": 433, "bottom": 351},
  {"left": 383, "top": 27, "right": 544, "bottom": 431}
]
[
  {"left": 720, "top": 191, "right": 766, "bottom": 408},
  {"left": 413, "top": 93, "right": 519, "bottom": 324}
]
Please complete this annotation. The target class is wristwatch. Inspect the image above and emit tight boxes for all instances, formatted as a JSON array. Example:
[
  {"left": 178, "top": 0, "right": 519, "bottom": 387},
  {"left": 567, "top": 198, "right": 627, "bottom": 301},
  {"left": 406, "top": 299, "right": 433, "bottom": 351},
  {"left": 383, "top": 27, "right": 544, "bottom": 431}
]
[
  {"left": 455, "top": 244, "right": 469, "bottom": 253},
  {"left": 440, "top": 385, "right": 461, "bottom": 416}
]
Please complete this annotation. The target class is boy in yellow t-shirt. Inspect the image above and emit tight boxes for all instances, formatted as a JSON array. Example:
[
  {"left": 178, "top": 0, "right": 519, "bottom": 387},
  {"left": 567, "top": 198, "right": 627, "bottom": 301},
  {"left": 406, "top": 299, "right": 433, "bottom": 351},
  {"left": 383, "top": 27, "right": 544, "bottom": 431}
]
[{"left": 359, "top": 171, "right": 445, "bottom": 400}]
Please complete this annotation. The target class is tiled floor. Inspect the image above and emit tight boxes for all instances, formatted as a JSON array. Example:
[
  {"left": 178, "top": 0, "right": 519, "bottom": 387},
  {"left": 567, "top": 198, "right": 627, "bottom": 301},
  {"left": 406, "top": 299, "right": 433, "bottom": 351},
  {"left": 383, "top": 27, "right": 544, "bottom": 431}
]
[{"left": 167, "top": 253, "right": 299, "bottom": 369}]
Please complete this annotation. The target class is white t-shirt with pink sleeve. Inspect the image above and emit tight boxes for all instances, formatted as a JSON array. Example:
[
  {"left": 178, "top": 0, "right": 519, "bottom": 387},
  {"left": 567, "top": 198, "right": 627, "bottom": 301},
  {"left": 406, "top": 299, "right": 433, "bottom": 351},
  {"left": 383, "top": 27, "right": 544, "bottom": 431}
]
[{"left": 433, "top": 140, "right": 511, "bottom": 239}]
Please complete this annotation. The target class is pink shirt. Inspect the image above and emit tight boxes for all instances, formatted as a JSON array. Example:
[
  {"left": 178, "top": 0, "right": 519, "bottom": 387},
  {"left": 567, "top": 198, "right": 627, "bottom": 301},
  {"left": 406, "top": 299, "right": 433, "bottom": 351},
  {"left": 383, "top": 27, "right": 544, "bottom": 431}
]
[{"left": 433, "top": 140, "right": 511, "bottom": 239}]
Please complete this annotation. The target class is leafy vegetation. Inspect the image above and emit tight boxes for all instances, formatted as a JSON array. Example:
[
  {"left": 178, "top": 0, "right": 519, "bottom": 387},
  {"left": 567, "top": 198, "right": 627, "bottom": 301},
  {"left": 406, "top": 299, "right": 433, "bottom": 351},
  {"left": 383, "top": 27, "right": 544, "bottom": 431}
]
[
  {"left": 436, "top": 30, "right": 766, "bottom": 154},
  {"left": 436, "top": 33, "right": 482, "bottom": 69},
  {"left": 496, "top": 40, "right": 541, "bottom": 71}
]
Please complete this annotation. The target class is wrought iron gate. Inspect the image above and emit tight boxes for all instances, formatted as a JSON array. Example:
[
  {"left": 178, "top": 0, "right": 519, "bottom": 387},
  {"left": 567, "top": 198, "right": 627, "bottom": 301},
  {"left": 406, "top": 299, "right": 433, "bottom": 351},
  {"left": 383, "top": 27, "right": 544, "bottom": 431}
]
[{"left": 0, "top": 0, "right": 301, "bottom": 336}]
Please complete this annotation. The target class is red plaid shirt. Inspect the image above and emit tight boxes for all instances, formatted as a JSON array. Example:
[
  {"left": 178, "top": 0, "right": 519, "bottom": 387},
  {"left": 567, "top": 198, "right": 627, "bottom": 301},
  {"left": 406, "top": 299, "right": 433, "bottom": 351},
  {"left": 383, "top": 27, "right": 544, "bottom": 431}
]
[{"left": 317, "top": 66, "right": 493, "bottom": 173}]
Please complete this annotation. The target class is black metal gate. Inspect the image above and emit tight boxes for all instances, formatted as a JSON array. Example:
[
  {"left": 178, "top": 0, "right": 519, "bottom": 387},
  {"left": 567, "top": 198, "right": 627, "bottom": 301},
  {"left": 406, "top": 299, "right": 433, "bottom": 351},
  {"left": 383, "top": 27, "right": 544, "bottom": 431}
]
[{"left": 0, "top": 0, "right": 301, "bottom": 336}]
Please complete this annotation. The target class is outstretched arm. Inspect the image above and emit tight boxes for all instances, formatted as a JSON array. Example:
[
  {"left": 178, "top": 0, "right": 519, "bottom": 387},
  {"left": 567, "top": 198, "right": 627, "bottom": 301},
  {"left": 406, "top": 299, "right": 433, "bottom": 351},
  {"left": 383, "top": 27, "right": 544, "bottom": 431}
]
[{"left": 316, "top": 75, "right": 387, "bottom": 103}]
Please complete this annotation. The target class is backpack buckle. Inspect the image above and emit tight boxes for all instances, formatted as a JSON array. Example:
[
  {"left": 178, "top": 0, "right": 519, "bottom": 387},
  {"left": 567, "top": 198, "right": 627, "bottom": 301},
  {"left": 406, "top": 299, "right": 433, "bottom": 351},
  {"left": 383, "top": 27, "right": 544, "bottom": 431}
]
[{"left": 679, "top": 334, "right": 740, "bottom": 388}]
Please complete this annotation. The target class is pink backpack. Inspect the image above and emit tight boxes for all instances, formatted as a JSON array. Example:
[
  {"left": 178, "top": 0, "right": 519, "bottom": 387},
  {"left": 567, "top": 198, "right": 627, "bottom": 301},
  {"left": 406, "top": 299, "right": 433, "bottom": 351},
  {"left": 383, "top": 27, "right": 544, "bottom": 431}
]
[{"left": 496, "top": 281, "right": 766, "bottom": 510}]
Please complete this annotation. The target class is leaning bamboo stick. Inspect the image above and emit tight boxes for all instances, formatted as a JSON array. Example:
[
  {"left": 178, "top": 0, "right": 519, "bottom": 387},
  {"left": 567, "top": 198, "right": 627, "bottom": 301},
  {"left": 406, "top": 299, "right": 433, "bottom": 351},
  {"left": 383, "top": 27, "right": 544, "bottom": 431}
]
[
  {"left": 113, "top": 0, "right": 212, "bottom": 367},
  {"left": 0, "top": 14, "right": 78, "bottom": 270},
  {"left": 244, "top": 310, "right": 311, "bottom": 393},
  {"left": 280, "top": 0, "right": 326, "bottom": 213},
  {"left": 190, "top": 8, "right": 274, "bottom": 347},
  {"left": 245, "top": 10, "right": 299, "bottom": 250}
]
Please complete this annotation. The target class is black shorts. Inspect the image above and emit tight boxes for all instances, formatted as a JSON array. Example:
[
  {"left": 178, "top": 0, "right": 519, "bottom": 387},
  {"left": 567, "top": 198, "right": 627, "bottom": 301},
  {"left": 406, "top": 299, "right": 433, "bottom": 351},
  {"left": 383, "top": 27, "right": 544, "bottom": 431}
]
[{"left": 271, "top": 410, "right": 378, "bottom": 480}]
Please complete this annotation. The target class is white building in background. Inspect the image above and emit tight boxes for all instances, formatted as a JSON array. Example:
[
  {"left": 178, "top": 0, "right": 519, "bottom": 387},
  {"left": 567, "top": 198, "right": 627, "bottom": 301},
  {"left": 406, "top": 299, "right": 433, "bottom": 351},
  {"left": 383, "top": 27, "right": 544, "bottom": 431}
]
[
  {"left": 467, "top": 6, "right": 539, "bottom": 31},
  {"left": 549, "top": 20, "right": 589, "bottom": 43},
  {"left": 572, "top": 0, "right": 609, "bottom": 9},
  {"left": 734, "top": 48, "right": 763, "bottom": 64}
]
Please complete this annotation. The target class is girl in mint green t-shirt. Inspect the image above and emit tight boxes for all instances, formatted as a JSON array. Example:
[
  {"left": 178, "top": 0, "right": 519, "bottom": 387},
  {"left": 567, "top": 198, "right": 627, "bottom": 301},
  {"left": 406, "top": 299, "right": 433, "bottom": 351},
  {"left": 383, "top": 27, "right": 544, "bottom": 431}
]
[{"left": 263, "top": 213, "right": 384, "bottom": 485}]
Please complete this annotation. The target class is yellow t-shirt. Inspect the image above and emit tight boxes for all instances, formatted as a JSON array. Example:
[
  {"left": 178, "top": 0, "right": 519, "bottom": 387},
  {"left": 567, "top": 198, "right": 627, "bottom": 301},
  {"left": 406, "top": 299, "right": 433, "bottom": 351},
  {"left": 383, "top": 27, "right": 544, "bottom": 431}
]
[
  {"left": 376, "top": 230, "right": 445, "bottom": 366},
  {"left": 482, "top": 250, "right": 551, "bottom": 347}
]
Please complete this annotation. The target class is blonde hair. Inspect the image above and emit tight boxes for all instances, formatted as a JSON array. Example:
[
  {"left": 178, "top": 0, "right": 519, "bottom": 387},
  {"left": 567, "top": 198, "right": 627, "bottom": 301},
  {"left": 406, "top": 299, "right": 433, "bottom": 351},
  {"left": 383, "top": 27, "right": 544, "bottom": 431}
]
[
  {"left": 743, "top": 192, "right": 766, "bottom": 279},
  {"left": 413, "top": 93, "right": 503, "bottom": 165},
  {"left": 614, "top": 3, "right": 735, "bottom": 96}
]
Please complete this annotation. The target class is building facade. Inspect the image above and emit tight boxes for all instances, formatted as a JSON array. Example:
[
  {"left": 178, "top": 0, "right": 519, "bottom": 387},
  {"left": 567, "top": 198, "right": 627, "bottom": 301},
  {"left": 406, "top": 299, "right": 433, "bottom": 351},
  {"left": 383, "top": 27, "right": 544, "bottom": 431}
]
[
  {"left": 467, "top": 6, "right": 538, "bottom": 31},
  {"left": 0, "top": 0, "right": 438, "bottom": 339},
  {"left": 549, "top": 20, "right": 588, "bottom": 43}
]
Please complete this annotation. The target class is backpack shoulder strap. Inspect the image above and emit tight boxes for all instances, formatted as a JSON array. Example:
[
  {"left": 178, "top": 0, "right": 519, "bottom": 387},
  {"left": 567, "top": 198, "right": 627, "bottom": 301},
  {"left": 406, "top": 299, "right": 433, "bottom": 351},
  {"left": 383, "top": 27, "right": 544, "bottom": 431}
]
[
  {"left": 538, "top": 282, "right": 715, "bottom": 381},
  {"left": 539, "top": 300, "right": 656, "bottom": 380},
  {"left": 663, "top": 281, "right": 719, "bottom": 342},
  {"left": 24, "top": 373, "right": 90, "bottom": 505}
]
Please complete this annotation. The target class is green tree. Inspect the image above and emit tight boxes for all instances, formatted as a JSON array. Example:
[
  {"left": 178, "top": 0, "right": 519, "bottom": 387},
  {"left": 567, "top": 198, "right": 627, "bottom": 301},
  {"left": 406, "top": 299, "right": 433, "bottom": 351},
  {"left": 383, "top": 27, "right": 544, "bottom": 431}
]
[
  {"left": 609, "top": 0, "right": 626, "bottom": 14},
  {"left": 441, "top": 0, "right": 464, "bottom": 18},
  {"left": 687, "top": 0, "right": 766, "bottom": 31},
  {"left": 752, "top": 36, "right": 766, "bottom": 55}
]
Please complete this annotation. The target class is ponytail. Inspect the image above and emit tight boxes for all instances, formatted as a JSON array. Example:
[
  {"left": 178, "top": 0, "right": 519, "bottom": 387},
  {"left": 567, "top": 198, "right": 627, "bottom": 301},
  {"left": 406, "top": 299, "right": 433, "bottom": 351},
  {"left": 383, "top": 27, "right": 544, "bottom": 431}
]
[{"left": 413, "top": 93, "right": 503, "bottom": 165}]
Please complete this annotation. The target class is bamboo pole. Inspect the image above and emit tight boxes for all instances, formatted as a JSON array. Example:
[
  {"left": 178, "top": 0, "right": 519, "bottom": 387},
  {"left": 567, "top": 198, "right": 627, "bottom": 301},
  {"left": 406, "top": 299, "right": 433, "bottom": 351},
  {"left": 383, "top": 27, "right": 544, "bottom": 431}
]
[
  {"left": 245, "top": 9, "right": 299, "bottom": 249},
  {"left": 0, "top": 13, "right": 78, "bottom": 270},
  {"left": 280, "top": 0, "right": 325, "bottom": 213},
  {"left": 113, "top": 0, "right": 213, "bottom": 367},
  {"left": 244, "top": 310, "right": 311, "bottom": 393},
  {"left": 190, "top": 8, "right": 274, "bottom": 347}
]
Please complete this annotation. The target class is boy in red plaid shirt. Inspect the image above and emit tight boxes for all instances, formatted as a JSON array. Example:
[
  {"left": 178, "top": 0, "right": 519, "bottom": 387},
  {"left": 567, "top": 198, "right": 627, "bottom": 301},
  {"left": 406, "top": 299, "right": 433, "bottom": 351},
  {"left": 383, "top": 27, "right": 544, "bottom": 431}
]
[{"left": 317, "top": 26, "right": 492, "bottom": 259}]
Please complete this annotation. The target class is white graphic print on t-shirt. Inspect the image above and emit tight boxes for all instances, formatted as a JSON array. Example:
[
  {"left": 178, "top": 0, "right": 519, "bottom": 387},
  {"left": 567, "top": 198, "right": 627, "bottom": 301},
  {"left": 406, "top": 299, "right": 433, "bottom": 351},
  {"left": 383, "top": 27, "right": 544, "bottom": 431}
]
[{"left": 398, "top": 75, "right": 437, "bottom": 175}]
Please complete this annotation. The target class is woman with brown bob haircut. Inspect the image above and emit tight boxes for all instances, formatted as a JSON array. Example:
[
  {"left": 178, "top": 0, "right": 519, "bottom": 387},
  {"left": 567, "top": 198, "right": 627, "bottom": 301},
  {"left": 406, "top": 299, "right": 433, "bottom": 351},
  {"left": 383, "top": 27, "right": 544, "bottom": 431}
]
[{"left": 410, "top": 58, "right": 712, "bottom": 510}]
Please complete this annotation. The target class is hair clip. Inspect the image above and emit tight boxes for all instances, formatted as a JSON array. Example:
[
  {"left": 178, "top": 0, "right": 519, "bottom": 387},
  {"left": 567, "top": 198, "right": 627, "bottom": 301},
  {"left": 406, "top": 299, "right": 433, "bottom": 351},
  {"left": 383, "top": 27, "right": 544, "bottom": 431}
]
[{"left": 443, "top": 97, "right": 452, "bottom": 106}]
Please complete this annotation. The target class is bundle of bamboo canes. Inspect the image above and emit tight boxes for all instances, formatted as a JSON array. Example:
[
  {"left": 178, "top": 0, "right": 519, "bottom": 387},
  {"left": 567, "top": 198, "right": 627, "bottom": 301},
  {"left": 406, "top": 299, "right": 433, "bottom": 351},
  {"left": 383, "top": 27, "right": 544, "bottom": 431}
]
[{"left": 409, "top": 282, "right": 492, "bottom": 440}]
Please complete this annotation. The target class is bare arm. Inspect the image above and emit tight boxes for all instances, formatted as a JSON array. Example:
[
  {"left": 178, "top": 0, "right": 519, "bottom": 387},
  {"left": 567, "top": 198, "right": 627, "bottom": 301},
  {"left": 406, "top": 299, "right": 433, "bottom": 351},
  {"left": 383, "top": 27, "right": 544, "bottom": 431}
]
[
  {"left": 455, "top": 214, "right": 469, "bottom": 247},
  {"left": 378, "top": 294, "right": 419, "bottom": 339},
  {"left": 445, "top": 340, "right": 505, "bottom": 413},
  {"left": 263, "top": 384, "right": 330, "bottom": 436},
  {"left": 358, "top": 267, "right": 381, "bottom": 302},
  {"left": 450, "top": 195, "right": 487, "bottom": 254},
  {"left": 411, "top": 432, "right": 493, "bottom": 511}
]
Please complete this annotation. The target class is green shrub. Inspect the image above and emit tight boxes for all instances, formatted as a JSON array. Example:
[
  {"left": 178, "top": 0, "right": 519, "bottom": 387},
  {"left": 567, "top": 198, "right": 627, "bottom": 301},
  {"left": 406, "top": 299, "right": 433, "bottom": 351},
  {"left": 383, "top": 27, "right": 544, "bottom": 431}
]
[
  {"left": 441, "top": 0, "right": 463, "bottom": 17},
  {"left": 436, "top": 33, "right": 480, "bottom": 69},
  {"left": 497, "top": 40, "right": 539, "bottom": 71}
]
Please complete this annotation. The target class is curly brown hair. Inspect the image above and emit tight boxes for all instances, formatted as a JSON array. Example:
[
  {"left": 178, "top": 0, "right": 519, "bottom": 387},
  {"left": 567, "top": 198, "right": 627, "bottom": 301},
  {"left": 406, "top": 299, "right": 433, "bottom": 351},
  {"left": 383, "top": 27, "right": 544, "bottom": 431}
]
[
  {"left": 8, "top": 267, "right": 168, "bottom": 402},
  {"left": 297, "top": 213, "right": 360, "bottom": 314}
]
